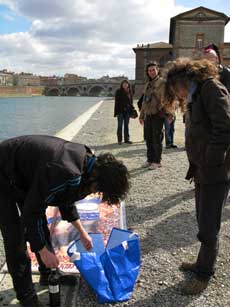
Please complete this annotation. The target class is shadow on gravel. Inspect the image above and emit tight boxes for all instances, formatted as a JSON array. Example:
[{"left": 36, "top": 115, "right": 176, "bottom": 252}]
[
  {"left": 0, "top": 282, "right": 83, "bottom": 307},
  {"left": 127, "top": 281, "right": 195, "bottom": 307},
  {"left": 141, "top": 211, "right": 197, "bottom": 254},
  {"left": 116, "top": 148, "right": 147, "bottom": 160},
  {"left": 0, "top": 285, "right": 48, "bottom": 306},
  {"left": 129, "top": 167, "right": 150, "bottom": 177},
  {"left": 139, "top": 200, "right": 230, "bottom": 255},
  {"left": 92, "top": 141, "right": 144, "bottom": 151},
  {"left": 127, "top": 189, "right": 195, "bottom": 224},
  {"left": 163, "top": 147, "right": 186, "bottom": 154}
]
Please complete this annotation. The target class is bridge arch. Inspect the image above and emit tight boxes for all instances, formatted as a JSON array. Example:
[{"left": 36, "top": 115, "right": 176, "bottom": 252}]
[
  {"left": 88, "top": 85, "right": 107, "bottom": 96},
  {"left": 46, "top": 87, "right": 60, "bottom": 96},
  {"left": 66, "top": 87, "right": 80, "bottom": 96}
]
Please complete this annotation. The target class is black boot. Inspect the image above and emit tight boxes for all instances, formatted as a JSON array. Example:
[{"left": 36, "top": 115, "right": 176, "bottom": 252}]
[{"left": 179, "top": 262, "right": 197, "bottom": 273}]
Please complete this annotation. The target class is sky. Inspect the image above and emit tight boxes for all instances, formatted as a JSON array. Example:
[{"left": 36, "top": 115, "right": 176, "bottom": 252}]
[{"left": 0, "top": 0, "right": 230, "bottom": 79}]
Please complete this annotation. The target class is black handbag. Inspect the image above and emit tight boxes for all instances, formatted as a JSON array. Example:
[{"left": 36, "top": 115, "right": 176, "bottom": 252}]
[{"left": 129, "top": 108, "right": 138, "bottom": 119}]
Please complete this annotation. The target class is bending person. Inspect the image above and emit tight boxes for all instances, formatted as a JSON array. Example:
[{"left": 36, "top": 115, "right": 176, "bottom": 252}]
[{"left": 0, "top": 135, "right": 130, "bottom": 307}]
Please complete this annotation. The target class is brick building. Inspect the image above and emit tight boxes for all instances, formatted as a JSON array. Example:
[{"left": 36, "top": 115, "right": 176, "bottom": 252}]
[
  {"left": 40, "top": 76, "right": 58, "bottom": 87},
  {"left": 62, "top": 73, "right": 87, "bottom": 85},
  {"left": 133, "top": 6, "right": 230, "bottom": 97}
]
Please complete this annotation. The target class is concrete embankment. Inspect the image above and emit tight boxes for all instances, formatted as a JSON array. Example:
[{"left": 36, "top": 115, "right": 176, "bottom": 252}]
[{"left": 1, "top": 99, "right": 230, "bottom": 306}]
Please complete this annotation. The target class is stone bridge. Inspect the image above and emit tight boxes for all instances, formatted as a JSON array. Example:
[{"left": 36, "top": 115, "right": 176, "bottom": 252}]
[{"left": 45, "top": 81, "right": 122, "bottom": 97}]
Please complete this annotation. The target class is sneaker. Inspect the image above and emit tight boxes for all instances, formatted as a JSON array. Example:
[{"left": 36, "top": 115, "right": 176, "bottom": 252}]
[
  {"left": 141, "top": 161, "right": 151, "bottom": 168},
  {"left": 171, "top": 144, "right": 178, "bottom": 148},
  {"left": 181, "top": 277, "right": 209, "bottom": 295},
  {"left": 20, "top": 295, "right": 45, "bottom": 307},
  {"left": 125, "top": 141, "right": 132, "bottom": 144},
  {"left": 148, "top": 163, "right": 160, "bottom": 170},
  {"left": 179, "top": 262, "right": 197, "bottom": 273}
]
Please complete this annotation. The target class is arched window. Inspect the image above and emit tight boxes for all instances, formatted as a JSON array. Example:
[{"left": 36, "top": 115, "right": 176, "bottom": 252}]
[{"left": 195, "top": 33, "right": 204, "bottom": 49}]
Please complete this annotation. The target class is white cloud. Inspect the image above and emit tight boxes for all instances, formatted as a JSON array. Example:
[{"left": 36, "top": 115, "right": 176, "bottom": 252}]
[{"left": 0, "top": 0, "right": 219, "bottom": 78}]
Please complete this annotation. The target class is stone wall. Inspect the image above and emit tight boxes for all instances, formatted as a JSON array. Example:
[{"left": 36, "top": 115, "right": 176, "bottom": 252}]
[
  {"left": 174, "top": 20, "right": 225, "bottom": 59},
  {"left": 0, "top": 86, "right": 44, "bottom": 96}
]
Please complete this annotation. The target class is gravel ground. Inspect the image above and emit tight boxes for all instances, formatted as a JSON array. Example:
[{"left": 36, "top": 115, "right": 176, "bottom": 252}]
[{"left": 1, "top": 99, "right": 230, "bottom": 307}]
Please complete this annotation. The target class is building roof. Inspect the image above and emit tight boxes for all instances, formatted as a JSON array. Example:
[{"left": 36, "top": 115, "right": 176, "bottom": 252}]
[
  {"left": 169, "top": 6, "right": 230, "bottom": 44},
  {"left": 133, "top": 41, "right": 173, "bottom": 52}
]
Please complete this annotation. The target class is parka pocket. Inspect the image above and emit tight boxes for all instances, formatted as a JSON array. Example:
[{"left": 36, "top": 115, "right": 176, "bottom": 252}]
[
  {"left": 205, "top": 144, "right": 227, "bottom": 166},
  {"left": 190, "top": 103, "right": 203, "bottom": 124}
]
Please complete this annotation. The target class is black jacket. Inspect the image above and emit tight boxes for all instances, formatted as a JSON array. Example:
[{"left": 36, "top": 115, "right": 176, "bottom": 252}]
[
  {"left": 219, "top": 64, "right": 230, "bottom": 93},
  {"left": 114, "top": 88, "right": 133, "bottom": 116},
  {"left": 185, "top": 78, "right": 230, "bottom": 184},
  {"left": 0, "top": 135, "right": 95, "bottom": 252}
]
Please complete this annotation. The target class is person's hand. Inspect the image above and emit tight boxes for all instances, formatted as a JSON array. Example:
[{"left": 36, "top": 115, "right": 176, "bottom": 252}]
[
  {"left": 139, "top": 118, "right": 144, "bottom": 126},
  {"left": 71, "top": 219, "right": 93, "bottom": 250},
  {"left": 38, "top": 246, "right": 59, "bottom": 268},
  {"left": 80, "top": 230, "right": 93, "bottom": 251},
  {"left": 167, "top": 115, "right": 174, "bottom": 124}
]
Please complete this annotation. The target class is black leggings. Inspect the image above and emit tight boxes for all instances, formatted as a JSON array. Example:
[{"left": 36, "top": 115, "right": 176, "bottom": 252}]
[
  {"left": 194, "top": 181, "right": 230, "bottom": 280},
  {"left": 0, "top": 193, "right": 51, "bottom": 302}
]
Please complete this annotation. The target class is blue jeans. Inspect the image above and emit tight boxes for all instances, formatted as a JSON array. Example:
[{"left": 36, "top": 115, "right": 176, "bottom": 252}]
[
  {"left": 164, "top": 118, "right": 175, "bottom": 146},
  {"left": 117, "top": 112, "right": 130, "bottom": 143}
]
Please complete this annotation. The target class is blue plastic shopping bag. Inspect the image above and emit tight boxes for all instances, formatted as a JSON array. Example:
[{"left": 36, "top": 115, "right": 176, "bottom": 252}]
[{"left": 67, "top": 228, "right": 141, "bottom": 303}]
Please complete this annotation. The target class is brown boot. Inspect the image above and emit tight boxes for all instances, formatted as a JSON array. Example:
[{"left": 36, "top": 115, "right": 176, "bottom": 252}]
[
  {"left": 179, "top": 262, "right": 197, "bottom": 273},
  {"left": 181, "top": 277, "right": 209, "bottom": 295}
]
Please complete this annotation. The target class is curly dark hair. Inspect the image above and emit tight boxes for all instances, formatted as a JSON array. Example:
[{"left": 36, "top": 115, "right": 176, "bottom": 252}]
[{"left": 90, "top": 153, "right": 130, "bottom": 204}]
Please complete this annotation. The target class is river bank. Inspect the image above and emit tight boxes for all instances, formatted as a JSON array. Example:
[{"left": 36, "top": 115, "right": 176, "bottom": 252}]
[
  {"left": 1, "top": 100, "right": 230, "bottom": 306},
  {"left": 0, "top": 86, "right": 44, "bottom": 97}
]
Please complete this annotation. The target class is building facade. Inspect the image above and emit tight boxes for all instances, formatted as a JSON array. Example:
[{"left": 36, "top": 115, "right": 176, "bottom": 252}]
[
  {"left": 133, "top": 6, "right": 230, "bottom": 97},
  {"left": 133, "top": 42, "right": 173, "bottom": 96},
  {"left": 0, "top": 70, "right": 14, "bottom": 86},
  {"left": 15, "top": 73, "right": 41, "bottom": 86}
]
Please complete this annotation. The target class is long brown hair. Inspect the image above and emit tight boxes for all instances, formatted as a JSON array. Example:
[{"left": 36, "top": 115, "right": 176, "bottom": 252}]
[
  {"left": 120, "top": 79, "right": 132, "bottom": 99},
  {"left": 164, "top": 58, "right": 219, "bottom": 112}
]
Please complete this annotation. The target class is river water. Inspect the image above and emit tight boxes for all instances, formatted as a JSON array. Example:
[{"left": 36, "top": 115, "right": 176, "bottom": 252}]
[{"left": 0, "top": 96, "right": 103, "bottom": 142}]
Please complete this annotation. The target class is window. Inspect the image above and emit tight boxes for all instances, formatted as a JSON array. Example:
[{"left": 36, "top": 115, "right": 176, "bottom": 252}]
[
  {"left": 196, "top": 12, "right": 205, "bottom": 19},
  {"left": 197, "top": 39, "right": 203, "bottom": 49},
  {"left": 195, "top": 33, "right": 204, "bottom": 49}
]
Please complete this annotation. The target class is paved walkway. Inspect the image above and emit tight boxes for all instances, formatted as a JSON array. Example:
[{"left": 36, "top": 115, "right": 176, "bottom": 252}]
[{"left": 1, "top": 100, "right": 230, "bottom": 307}]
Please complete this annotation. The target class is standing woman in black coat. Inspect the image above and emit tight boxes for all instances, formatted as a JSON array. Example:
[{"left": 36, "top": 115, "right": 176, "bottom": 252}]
[
  {"left": 114, "top": 80, "right": 133, "bottom": 145},
  {"left": 165, "top": 58, "right": 230, "bottom": 296}
]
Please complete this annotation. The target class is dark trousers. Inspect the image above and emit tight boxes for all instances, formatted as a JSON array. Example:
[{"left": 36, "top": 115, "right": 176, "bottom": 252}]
[
  {"left": 144, "top": 114, "right": 164, "bottom": 163},
  {"left": 117, "top": 112, "right": 130, "bottom": 143},
  {"left": 164, "top": 118, "right": 175, "bottom": 146},
  {"left": 194, "top": 181, "right": 230, "bottom": 280},
  {"left": 0, "top": 192, "right": 51, "bottom": 302}
]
